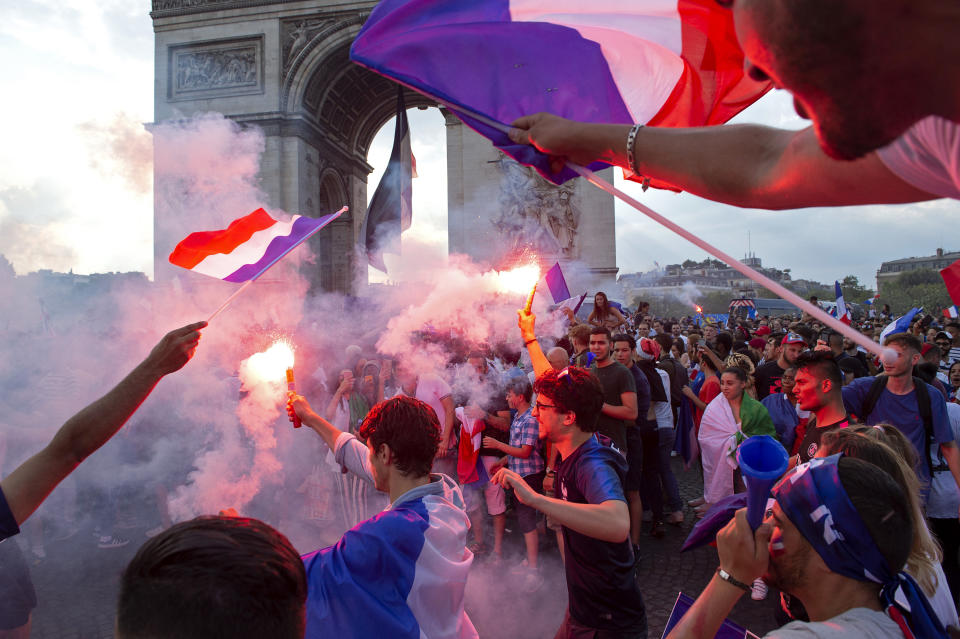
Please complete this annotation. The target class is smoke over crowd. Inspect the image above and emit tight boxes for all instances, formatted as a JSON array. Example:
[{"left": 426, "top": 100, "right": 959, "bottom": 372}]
[{"left": 0, "top": 113, "right": 595, "bottom": 637}]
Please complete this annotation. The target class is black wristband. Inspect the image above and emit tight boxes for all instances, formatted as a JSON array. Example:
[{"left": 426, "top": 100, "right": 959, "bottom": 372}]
[
  {"left": 716, "top": 568, "right": 752, "bottom": 593},
  {"left": 524, "top": 338, "right": 537, "bottom": 346}
]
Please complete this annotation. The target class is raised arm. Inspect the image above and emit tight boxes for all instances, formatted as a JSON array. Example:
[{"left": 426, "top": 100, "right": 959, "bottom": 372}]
[
  {"left": 518, "top": 310, "right": 551, "bottom": 379},
  {"left": 1, "top": 321, "right": 206, "bottom": 526},
  {"left": 509, "top": 114, "right": 937, "bottom": 209}
]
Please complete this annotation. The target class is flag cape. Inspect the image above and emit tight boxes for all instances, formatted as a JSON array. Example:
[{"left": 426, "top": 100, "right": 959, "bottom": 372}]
[
  {"left": 879, "top": 307, "right": 921, "bottom": 344},
  {"left": 169, "top": 208, "right": 341, "bottom": 282},
  {"left": 364, "top": 88, "right": 414, "bottom": 273},
  {"left": 940, "top": 258, "right": 960, "bottom": 306},
  {"left": 350, "top": 0, "right": 771, "bottom": 185},
  {"left": 302, "top": 473, "right": 476, "bottom": 639},
  {"left": 544, "top": 261, "right": 571, "bottom": 304},
  {"left": 834, "top": 280, "right": 851, "bottom": 325}
]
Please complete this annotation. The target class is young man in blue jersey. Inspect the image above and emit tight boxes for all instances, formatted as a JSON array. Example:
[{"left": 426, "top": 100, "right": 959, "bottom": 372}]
[
  {"left": 495, "top": 310, "right": 647, "bottom": 638},
  {"left": 287, "top": 393, "right": 477, "bottom": 639}
]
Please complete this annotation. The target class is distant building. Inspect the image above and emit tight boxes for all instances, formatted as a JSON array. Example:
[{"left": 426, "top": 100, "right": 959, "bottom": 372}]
[{"left": 876, "top": 248, "right": 959, "bottom": 292}]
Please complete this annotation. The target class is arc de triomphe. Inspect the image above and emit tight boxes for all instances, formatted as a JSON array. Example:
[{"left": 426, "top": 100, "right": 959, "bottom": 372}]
[{"left": 151, "top": 0, "right": 617, "bottom": 295}]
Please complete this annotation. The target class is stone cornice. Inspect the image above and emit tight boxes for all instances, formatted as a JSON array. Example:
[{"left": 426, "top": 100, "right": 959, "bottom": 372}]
[{"left": 151, "top": 0, "right": 295, "bottom": 19}]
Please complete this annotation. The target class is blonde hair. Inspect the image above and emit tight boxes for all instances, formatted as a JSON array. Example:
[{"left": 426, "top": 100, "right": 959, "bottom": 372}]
[{"left": 821, "top": 426, "right": 942, "bottom": 596}]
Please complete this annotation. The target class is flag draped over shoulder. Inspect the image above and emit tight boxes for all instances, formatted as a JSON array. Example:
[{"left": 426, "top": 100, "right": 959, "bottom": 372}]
[
  {"left": 364, "top": 89, "right": 414, "bottom": 273},
  {"left": 168, "top": 208, "right": 342, "bottom": 282},
  {"left": 350, "top": 0, "right": 771, "bottom": 186}
]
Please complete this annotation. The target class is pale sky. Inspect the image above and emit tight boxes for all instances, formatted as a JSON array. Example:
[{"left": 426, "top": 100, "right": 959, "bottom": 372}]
[{"left": 1, "top": 0, "right": 957, "bottom": 293}]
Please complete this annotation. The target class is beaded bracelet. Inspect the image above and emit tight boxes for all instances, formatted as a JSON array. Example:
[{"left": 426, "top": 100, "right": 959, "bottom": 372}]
[{"left": 626, "top": 123, "right": 644, "bottom": 173}]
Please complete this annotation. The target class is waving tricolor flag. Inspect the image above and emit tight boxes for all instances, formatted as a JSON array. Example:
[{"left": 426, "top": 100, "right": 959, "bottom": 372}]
[
  {"left": 833, "top": 281, "right": 851, "bottom": 325},
  {"left": 169, "top": 208, "right": 343, "bottom": 282},
  {"left": 350, "top": 0, "right": 771, "bottom": 185}
]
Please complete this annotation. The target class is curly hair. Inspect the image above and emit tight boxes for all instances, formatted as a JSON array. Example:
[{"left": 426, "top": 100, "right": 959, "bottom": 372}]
[
  {"left": 533, "top": 367, "right": 604, "bottom": 432},
  {"left": 359, "top": 396, "right": 441, "bottom": 477}
]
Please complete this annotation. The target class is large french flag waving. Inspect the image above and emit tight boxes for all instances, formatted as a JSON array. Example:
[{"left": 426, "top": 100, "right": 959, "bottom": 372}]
[
  {"left": 351, "top": 0, "right": 770, "bottom": 185},
  {"left": 168, "top": 208, "right": 342, "bottom": 282}
]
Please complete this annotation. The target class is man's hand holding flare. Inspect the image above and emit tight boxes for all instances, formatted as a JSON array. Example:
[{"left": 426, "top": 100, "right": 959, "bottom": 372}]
[
  {"left": 518, "top": 309, "right": 550, "bottom": 379},
  {"left": 287, "top": 392, "right": 317, "bottom": 427}
]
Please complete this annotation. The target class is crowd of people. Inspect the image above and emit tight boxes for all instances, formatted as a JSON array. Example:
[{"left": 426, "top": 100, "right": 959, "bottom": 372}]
[{"left": 3, "top": 0, "right": 960, "bottom": 635}]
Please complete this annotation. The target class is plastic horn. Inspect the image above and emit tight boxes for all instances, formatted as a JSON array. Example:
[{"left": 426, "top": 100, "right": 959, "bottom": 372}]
[
  {"left": 524, "top": 282, "right": 537, "bottom": 314},
  {"left": 286, "top": 367, "right": 302, "bottom": 428},
  {"left": 736, "top": 435, "right": 789, "bottom": 530}
]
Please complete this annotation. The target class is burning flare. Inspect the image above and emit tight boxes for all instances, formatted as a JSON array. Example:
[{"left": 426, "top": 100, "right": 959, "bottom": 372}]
[
  {"left": 246, "top": 340, "right": 295, "bottom": 385},
  {"left": 694, "top": 305, "right": 703, "bottom": 314},
  {"left": 495, "top": 264, "right": 540, "bottom": 295}
]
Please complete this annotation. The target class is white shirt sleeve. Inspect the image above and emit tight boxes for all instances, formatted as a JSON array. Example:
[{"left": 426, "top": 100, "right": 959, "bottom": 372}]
[
  {"left": 877, "top": 116, "right": 960, "bottom": 199},
  {"left": 333, "top": 432, "right": 375, "bottom": 485}
]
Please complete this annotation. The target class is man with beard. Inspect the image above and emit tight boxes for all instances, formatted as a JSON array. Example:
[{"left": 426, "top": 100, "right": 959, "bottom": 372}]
[
  {"left": 665, "top": 455, "right": 946, "bottom": 638},
  {"left": 508, "top": 0, "right": 959, "bottom": 207},
  {"left": 755, "top": 333, "right": 805, "bottom": 400}
]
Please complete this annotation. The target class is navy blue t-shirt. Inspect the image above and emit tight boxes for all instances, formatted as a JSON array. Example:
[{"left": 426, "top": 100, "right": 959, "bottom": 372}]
[
  {"left": 842, "top": 377, "right": 951, "bottom": 487},
  {"left": 555, "top": 435, "right": 646, "bottom": 632},
  {"left": 0, "top": 486, "right": 20, "bottom": 542}
]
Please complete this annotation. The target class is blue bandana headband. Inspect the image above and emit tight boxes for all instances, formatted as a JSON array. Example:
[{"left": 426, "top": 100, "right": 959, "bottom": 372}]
[{"left": 772, "top": 454, "right": 946, "bottom": 639}]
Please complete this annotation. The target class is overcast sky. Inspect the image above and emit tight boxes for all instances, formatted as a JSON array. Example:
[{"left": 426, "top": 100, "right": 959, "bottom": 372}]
[{"left": 1, "top": 1, "right": 957, "bottom": 294}]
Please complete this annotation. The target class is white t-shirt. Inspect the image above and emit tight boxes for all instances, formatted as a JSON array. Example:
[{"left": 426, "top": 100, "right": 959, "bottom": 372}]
[
  {"left": 877, "top": 115, "right": 960, "bottom": 199},
  {"left": 765, "top": 607, "right": 903, "bottom": 638},
  {"left": 653, "top": 368, "right": 673, "bottom": 429},
  {"left": 395, "top": 373, "right": 452, "bottom": 432}
]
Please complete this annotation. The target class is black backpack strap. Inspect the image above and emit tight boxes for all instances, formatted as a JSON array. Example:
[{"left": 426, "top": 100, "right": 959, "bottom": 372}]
[
  {"left": 859, "top": 374, "right": 888, "bottom": 423},
  {"left": 912, "top": 377, "right": 935, "bottom": 478}
]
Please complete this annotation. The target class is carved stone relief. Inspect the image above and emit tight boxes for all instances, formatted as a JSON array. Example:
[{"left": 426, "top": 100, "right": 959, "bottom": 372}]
[
  {"left": 493, "top": 155, "right": 580, "bottom": 260},
  {"left": 169, "top": 37, "right": 263, "bottom": 100},
  {"left": 280, "top": 17, "right": 335, "bottom": 76}
]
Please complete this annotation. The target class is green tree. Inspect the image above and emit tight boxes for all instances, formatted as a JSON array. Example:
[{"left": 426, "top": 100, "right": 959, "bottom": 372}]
[{"left": 880, "top": 270, "right": 951, "bottom": 315}]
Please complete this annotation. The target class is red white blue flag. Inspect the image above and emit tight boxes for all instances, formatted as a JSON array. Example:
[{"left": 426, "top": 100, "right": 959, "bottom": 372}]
[
  {"left": 350, "top": 0, "right": 771, "bottom": 185},
  {"left": 834, "top": 281, "right": 851, "bottom": 325},
  {"left": 169, "top": 208, "right": 342, "bottom": 282}
]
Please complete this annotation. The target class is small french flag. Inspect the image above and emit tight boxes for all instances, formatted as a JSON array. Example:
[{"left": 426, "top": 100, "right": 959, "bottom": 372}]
[
  {"left": 169, "top": 208, "right": 343, "bottom": 282},
  {"left": 944, "top": 306, "right": 959, "bottom": 319}
]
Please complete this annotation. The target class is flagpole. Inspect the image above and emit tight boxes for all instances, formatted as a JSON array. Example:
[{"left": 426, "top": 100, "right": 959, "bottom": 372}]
[
  {"left": 204, "top": 206, "right": 348, "bottom": 322},
  {"left": 393, "top": 86, "right": 889, "bottom": 359},
  {"left": 566, "top": 163, "right": 887, "bottom": 359}
]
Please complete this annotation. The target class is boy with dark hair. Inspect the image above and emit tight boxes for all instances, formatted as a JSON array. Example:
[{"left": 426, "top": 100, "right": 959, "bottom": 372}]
[
  {"left": 117, "top": 516, "right": 307, "bottom": 639},
  {"left": 790, "top": 351, "right": 851, "bottom": 465},
  {"left": 588, "top": 326, "right": 638, "bottom": 452},
  {"left": 502, "top": 309, "right": 647, "bottom": 638},
  {"left": 288, "top": 394, "right": 477, "bottom": 639}
]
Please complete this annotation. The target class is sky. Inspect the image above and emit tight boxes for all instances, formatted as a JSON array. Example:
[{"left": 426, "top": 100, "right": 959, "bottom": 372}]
[{"left": 1, "top": 0, "right": 957, "bottom": 291}]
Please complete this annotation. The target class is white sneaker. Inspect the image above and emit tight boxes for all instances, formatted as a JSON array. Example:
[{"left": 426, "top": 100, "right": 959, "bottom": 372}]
[
  {"left": 751, "top": 578, "right": 768, "bottom": 601},
  {"left": 522, "top": 570, "right": 544, "bottom": 593},
  {"left": 98, "top": 535, "right": 130, "bottom": 549}
]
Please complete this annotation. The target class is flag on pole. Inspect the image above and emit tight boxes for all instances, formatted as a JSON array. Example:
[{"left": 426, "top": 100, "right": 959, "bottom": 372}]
[
  {"left": 940, "top": 258, "right": 960, "bottom": 306},
  {"left": 544, "top": 262, "right": 571, "bottom": 304},
  {"left": 364, "top": 88, "right": 414, "bottom": 273},
  {"left": 944, "top": 306, "right": 959, "bottom": 319},
  {"left": 169, "top": 208, "right": 343, "bottom": 282},
  {"left": 350, "top": 0, "right": 771, "bottom": 186},
  {"left": 834, "top": 281, "right": 851, "bottom": 325},
  {"left": 879, "top": 307, "right": 922, "bottom": 344}
]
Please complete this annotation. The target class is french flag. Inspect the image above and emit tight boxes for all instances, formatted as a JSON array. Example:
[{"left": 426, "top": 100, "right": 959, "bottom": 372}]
[
  {"left": 834, "top": 281, "right": 851, "bottom": 325},
  {"left": 880, "top": 307, "right": 922, "bottom": 344},
  {"left": 945, "top": 306, "right": 959, "bottom": 319},
  {"left": 168, "top": 208, "right": 342, "bottom": 282},
  {"left": 351, "top": 0, "right": 770, "bottom": 185}
]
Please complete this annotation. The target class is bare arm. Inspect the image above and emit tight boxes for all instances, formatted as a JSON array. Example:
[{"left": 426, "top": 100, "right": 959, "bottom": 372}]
[
  {"left": 601, "top": 391, "right": 638, "bottom": 421},
  {"left": 0, "top": 322, "right": 206, "bottom": 526},
  {"left": 683, "top": 385, "right": 707, "bottom": 411},
  {"left": 440, "top": 395, "right": 456, "bottom": 451},
  {"left": 484, "top": 409, "right": 512, "bottom": 432},
  {"left": 940, "top": 441, "right": 960, "bottom": 518},
  {"left": 509, "top": 114, "right": 937, "bottom": 209},
  {"left": 483, "top": 438, "right": 534, "bottom": 459},
  {"left": 518, "top": 310, "right": 551, "bottom": 379},
  {"left": 492, "top": 468, "right": 629, "bottom": 542}
]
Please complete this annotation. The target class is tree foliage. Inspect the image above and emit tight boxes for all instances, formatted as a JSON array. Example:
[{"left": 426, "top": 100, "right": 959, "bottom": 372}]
[{"left": 880, "top": 269, "right": 951, "bottom": 315}]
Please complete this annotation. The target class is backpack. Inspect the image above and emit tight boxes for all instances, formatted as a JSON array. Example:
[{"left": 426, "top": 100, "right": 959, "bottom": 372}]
[{"left": 859, "top": 375, "right": 936, "bottom": 477}]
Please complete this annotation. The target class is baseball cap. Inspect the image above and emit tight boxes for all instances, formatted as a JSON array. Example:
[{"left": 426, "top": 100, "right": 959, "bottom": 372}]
[
  {"left": 936, "top": 331, "right": 952, "bottom": 342},
  {"left": 748, "top": 337, "right": 766, "bottom": 350},
  {"left": 754, "top": 326, "right": 771, "bottom": 337},
  {"left": 782, "top": 333, "right": 806, "bottom": 345}
]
